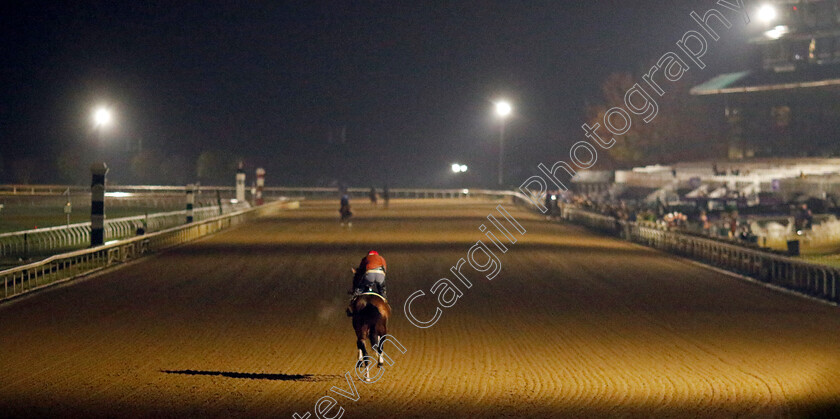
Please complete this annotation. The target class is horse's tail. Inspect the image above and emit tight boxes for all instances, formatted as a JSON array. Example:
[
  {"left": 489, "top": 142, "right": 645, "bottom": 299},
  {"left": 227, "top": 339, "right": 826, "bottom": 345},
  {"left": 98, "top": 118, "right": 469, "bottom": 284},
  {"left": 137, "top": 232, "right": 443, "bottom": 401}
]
[
  {"left": 353, "top": 297, "right": 369, "bottom": 314},
  {"left": 350, "top": 295, "right": 377, "bottom": 317},
  {"left": 350, "top": 295, "right": 390, "bottom": 319}
]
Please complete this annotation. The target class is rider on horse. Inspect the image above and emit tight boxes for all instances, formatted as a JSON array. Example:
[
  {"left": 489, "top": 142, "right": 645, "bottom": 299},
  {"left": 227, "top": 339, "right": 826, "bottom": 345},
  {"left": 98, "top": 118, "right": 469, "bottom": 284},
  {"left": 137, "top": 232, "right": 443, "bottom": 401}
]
[
  {"left": 352, "top": 250, "right": 387, "bottom": 299},
  {"left": 346, "top": 253, "right": 392, "bottom": 378}
]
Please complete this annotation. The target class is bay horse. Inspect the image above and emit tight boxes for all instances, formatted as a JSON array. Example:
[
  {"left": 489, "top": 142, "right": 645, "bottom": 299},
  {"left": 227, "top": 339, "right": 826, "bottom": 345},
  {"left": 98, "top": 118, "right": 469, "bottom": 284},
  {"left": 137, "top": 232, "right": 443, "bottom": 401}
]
[{"left": 346, "top": 291, "right": 391, "bottom": 381}]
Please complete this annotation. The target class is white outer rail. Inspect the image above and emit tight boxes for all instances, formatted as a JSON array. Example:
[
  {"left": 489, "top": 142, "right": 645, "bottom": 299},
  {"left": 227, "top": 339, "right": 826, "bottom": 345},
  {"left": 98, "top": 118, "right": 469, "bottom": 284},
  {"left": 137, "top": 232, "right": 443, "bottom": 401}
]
[
  {"left": 0, "top": 187, "right": 537, "bottom": 260},
  {"left": 0, "top": 201, "right": 288, "bottom": 302},
  {"left": 0, "top": 184, "right": 535, "bottom": 199},
  {"left": 0, "top": 203, "right": 250, "bottom": 258}
]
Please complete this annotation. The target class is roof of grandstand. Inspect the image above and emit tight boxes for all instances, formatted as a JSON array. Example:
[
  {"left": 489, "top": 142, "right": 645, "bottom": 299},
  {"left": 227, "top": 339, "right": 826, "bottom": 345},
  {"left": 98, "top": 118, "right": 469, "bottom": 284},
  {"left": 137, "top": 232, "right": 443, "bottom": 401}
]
[{"left": 691, "top": 63, "right": 840, "bottom": 95}]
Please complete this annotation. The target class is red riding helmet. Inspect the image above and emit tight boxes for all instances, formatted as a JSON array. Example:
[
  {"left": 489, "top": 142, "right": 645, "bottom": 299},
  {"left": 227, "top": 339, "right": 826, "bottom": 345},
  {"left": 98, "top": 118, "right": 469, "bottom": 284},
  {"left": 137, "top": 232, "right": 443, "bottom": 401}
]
[{"left": 368, "top": 250, "right": 379, "bottom": 256}]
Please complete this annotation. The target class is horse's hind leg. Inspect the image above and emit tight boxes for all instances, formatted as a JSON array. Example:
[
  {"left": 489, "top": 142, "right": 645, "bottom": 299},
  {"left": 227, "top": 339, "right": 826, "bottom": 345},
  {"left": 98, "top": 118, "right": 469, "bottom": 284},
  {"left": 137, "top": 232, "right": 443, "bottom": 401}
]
[
  {"left": 370, "top": 332, "right": 384, "bottom": 367},
  {"left": 356, "top": 339, "right": 368, "bottom": 368},
  {"left": 373, "top": 320, "right": 388, "bottom": 367},
  {"left": 355, "top": 338, "right": 372, "bottom": 381}
]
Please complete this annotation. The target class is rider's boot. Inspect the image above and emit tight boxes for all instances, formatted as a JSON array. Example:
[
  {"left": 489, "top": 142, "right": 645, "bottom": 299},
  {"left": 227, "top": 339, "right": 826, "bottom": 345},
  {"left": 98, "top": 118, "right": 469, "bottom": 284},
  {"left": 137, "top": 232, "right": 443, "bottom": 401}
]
[{"left": 378, "top": 284, "right": 387, "bottom": 299}]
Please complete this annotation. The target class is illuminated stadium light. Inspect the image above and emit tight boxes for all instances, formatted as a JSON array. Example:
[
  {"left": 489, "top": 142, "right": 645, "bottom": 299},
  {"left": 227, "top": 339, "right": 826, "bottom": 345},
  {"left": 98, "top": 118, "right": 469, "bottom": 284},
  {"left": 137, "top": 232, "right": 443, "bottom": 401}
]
[
  {"left": 93, "top": 107, "right": 112, "bottom": 127},
  {"left": 757, "top": 4, "right": 777, "bottom": 23},
  {"left": 495, "top": 100, "right": 512, "bottom": 118}
]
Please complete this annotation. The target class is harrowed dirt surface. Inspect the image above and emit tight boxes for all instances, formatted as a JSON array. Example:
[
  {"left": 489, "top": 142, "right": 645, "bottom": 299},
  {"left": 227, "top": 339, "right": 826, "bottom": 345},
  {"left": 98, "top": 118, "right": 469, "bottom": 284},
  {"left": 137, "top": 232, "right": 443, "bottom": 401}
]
[{"left": 1, "top": 199, "right": 839, "bottom": 418}]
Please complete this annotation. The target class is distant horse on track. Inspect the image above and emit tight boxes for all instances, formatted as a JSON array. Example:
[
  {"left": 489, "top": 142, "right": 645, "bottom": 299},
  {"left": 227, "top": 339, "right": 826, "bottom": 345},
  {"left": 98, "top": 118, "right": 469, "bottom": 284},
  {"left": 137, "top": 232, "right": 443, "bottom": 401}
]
[{"left": 346, "top": 291, "right": 391, "bottom": 381}]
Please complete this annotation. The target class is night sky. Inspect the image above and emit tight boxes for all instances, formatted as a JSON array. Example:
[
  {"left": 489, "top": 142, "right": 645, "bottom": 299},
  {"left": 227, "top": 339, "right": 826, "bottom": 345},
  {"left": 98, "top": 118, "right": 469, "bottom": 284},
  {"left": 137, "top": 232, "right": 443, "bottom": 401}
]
[{"left": 0, "top": 1, "right": 757, "bottom": 187}]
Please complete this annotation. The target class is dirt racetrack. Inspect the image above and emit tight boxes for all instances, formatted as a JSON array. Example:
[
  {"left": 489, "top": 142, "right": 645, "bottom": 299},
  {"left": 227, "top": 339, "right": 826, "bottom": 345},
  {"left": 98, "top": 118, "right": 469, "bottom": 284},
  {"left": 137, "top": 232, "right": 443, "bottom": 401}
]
[{"left": 1, "top": 199, "right": 839, "bottom": 418}]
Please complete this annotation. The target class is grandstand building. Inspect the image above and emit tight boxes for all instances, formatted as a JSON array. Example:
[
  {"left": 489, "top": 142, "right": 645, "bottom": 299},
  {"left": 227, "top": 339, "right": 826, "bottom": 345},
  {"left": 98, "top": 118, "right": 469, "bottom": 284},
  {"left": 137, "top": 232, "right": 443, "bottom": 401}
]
[{"left": 692, "top": 0, "right": 840, "bottom": 159}]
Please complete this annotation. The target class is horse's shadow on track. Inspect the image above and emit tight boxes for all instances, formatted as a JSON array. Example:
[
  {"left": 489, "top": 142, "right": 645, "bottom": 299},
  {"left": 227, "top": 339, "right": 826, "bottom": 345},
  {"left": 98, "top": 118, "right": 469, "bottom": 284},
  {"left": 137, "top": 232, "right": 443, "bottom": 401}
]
[{"left": 161, "top": 369, "right": 338, "bottom": 382}]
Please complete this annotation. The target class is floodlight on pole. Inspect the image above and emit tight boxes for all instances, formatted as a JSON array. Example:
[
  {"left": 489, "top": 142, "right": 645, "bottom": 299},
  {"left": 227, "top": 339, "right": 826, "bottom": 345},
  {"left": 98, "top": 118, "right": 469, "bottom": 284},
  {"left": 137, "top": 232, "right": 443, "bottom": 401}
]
[
  {"left": 495, "top": 101, "right": 512, "bottom": 118},
  {"left": 91, "top": 106, "right": 113, "bottom": 163},
  {"left": 93, "top": 107, "right": 112, "bottom": 127},
  {"left": 494, "top": 100, "right": 512, "bottom": 187},
  {"left": 452, "top": 163, "right": 468, "bottom": 173},
  {"left": 757, "top": 4, "right": 777, "bottom": 23}
]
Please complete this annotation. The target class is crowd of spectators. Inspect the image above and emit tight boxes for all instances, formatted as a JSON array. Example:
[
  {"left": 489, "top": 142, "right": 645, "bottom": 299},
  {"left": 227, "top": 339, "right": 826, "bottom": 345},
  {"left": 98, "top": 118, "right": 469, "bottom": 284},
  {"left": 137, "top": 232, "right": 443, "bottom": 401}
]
[{"left": 556, "top": 191, "right": 762, "bottom": 245}]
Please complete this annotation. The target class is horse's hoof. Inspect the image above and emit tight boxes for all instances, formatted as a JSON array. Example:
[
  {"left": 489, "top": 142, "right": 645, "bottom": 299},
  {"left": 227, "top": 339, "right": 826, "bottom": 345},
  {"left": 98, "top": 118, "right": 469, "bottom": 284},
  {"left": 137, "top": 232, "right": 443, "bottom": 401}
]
[{"left": 377, "top": 362, "right": 384, "bottom": 368}]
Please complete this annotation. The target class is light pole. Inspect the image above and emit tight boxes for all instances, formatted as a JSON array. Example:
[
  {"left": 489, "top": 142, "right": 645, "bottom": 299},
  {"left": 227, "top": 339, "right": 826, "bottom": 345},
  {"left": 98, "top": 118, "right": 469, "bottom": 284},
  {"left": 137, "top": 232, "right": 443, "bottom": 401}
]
[
  {"left": 92, "top": 106, "right": 112, "bottom": 162},
  {"left": 89, "top": 107, "right": 112, "bottom": 247},
  {"left": 494, "top": 100, "right": 512, "bottom": 187}
]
